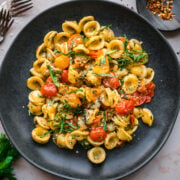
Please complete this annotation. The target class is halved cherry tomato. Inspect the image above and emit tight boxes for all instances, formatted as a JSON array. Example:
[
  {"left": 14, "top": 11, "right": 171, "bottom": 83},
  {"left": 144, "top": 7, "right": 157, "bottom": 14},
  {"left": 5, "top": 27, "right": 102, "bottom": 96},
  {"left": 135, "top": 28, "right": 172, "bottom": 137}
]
[
  {"left": 41, "top": 83, "right": 57, "bottom": 97},
  {"left": 67, "top": 34, "right": 83, "bottom": 50},
  {"left": 89, "top": 50, "right": 103, "bottom": 59},
  {"left": 127, "top": 92, "right": 146, "bottom": 106},
  {"left": 115, "top": 100, "right": 134, "bottom": 115},
  {"left": 61, "top": 70, "right": 68, "bottom": 83},
  {"left": 90, "top": 127, "right": 107, "bottom": 142},
  {"left": 115, "top": 36, "right": 126, "bottom": 42},
  {"left": 103, "top": 75, "right": 120, "bottom": 89}
]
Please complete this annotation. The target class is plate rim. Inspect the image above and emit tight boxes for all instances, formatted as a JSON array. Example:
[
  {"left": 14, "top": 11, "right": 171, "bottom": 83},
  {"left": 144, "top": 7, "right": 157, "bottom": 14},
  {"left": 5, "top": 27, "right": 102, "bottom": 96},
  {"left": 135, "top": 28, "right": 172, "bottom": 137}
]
[{"left": 0, "top": 0, "right": 180, "bottom": 179}]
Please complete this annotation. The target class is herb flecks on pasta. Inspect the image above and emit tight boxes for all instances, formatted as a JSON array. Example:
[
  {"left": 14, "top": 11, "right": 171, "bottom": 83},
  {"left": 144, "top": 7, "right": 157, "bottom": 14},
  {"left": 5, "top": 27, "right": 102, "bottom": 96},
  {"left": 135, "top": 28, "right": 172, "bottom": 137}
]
[{"left": 27, "top": 16, "right": 156, "bottom": 164}]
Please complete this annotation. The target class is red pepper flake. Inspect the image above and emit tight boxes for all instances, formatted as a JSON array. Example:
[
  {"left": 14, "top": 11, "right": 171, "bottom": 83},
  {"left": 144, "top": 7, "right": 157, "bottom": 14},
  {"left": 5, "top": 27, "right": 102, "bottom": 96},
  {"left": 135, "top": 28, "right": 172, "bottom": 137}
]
[{"left": 146, "top": 0, "right": 175, "bottom": 21}]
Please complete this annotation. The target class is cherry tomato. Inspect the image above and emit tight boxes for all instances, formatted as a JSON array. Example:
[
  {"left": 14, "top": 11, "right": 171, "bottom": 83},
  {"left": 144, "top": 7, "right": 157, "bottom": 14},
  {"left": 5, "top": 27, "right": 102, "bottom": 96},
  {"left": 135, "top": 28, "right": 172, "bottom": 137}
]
[
  {"left": 41, "top": 83, "right": 57, "bottom": 97},
  {"left": 67, "top": 34, "right": 83, "bottom": 50},
  {"left": 115, "top": 37, "right": 126, "bottom": 42},
  {"left": 90, "top": 127, "right": 107, "bottom": 142},
  {"left": 89, "top": 50, "right": 103, "bottom": 59},
  {"left": 127, "top": 92, "right": 146, "bottom": 106},
  {"left": 61, "top": 70, "right": 68, "bottom": 83},
  {"left": 115, "top": 100, "right": 134, "bottom": 115},
  {"left": 103, "top": 76, "right": 120, "bottom": 89}
]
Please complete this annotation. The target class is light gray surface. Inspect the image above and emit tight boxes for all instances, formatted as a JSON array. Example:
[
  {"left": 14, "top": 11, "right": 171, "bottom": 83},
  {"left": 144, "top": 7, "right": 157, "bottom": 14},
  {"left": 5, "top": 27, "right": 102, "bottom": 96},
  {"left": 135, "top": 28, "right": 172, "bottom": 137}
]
[{"left": 0, "top": 0, "right": 179, "bottom": 179}]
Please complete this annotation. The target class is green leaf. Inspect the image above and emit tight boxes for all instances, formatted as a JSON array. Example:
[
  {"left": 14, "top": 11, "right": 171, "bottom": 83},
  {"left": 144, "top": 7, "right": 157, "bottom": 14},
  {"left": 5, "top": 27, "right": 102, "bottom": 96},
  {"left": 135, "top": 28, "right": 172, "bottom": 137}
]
[
  {"left": 103, "top": 112, "right": 108, "bottom": 132},
  {"left": 47, "top": 65, "right": 60, "bottom": 87},
  {"left": 99, "top": 56, "right": 106, "bottom": 65},
  {"left": 93, "top": 73, "right": 115, "bottom": 77}
]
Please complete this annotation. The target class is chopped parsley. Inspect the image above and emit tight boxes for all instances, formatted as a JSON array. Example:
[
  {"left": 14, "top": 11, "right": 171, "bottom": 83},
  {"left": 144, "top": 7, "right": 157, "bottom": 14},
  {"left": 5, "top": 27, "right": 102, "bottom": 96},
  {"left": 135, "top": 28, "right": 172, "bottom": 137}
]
[{"left": 47, "top": 65, "right": 60, "bottom": 87}]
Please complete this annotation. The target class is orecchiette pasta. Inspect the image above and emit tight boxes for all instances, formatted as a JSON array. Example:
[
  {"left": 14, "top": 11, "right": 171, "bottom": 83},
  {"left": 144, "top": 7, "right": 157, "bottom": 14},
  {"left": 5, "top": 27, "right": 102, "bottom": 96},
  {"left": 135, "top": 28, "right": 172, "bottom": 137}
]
[{"left": 27, "top": 16, "right": 155, "bottom": 164}]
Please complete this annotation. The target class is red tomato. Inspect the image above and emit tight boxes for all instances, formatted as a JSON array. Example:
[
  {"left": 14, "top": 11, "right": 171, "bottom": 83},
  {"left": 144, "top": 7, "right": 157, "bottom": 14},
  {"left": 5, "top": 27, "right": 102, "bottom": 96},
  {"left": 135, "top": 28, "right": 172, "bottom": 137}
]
[
  {"left": 138, "top": 81, "right": 155, "bottom": 103},
  {"left": 89, "top": 50, "right": 103, "bottom": 59},
  {"left": 115, "top": 100, "right": 134, "bottom": 115},
  {"left": 46, "top": 77, "right": 53, "bottom": 84},
  {"left": 61, "top": 70, "right": 68, "bottom": 83},
  {"left": 103, "top": 76, "right": 120, "bottom": 89},
  {"left": 127, "top": 92, "right": 146, "bottom": 106},
  {"left": 67, "top": 34, "right": 83, "bottom": 50},
  {"left": 41, "top": 83, "right": 57, "bottom": 97},
  {"left": 90, "top": 127, "right": 107, "bottom": 142}
]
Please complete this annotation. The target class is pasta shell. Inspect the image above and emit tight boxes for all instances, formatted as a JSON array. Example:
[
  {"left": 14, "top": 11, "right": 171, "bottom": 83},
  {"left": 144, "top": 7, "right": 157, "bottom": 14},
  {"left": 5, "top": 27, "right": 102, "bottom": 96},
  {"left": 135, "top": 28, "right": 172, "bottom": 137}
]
[
  {"left": 127, "top": 39, "right": 142, "bottom": 51},
  {"left": 87, "top": 147, "right": 106, "bottom": 164},
  {"left": 62, "top": 21, "right": 80, "bottom": 35},
  {"left": 122, "top": 74, "right": 139, "bottom": 94},
  {"left": 71, "top": 129, "right": 89, "bottom": 141},
  {"left": 36, "top": 43, "right": 46, "bottom": 59},
  {"left": 127, "top": 118, "right": 139, "bottom": 135},
  {"left": 114, "top": 68, "right": 128, "bottom": 78},
  {"left": 85, "top": 36, "right": 104, "bottom": 50},
  {"left": 55, "top": 42, "right": 69, "bottom": 55},
  {"left": 117, "top": 128, "right": 132, "bottom": 141},
  {"left": 141, "top": 108, "right": 154, "bottom": 126},
  {"left": 129, "top": 65, "right": 147, "bottom": 79},
  {"left": 73, "top": 44, "right": 89, "bottom": 54},
  {"left": 33, "top": 116, "right": 50, "bottom": 129},
  {"left": 46, "top": 48, "right": 56, "bottom": 62},
  {"left": 68, "top": 65, "right": 80, "bottom": 84},
  {"left": 100, "top": 27, "right": 114, "bottom": 42},
  {"left": 112, "top": 114, "right": 130, "bottom": 127},
  {"left": 87, "top": 136, "right": 104, "bottom": 146},
  {"left": 28, "top": 102, "right": 42, "bottom": 115},
  {"left": 134, "top": 107, "right": 142, "bottom": 118},
  {"left": 107, "top": 40, "right": 124, "bottom": 58},
  {"left": 85, "top": 108, "right": 99, "bottom": 125},
  {"left": 29, "top": 68, "right": 44, "bottom": 79},
  {"left": 44, "top": 31, "right": 57, "bottom": 49},
  {"left": 85, "top": 71, "right": 101, "bottom": 86},
  {"left": 28, "top": 90, "right": 45, "bottom": 106},
  {"left": 32, "top": 127, "right": 50, "bottom": 144},
  {"left": 83, "top": 21, "right": 100, "bottom": 37},
  {"left": 54, "top": 32, "right": 70, "bottom": 45},
  {"left": 79, "top": 16, "right": 94, "bottom": 31},
  {"left": 104, "top": 132, "right": 119, "bottom": 150},
  {"left": 56, "top": 134, "right": 67, "bottom": 148},
  {"left": 144, "top": 68, "right": 155, "bottom": 84},
  {"left": 27, "top": 76, "right": 44, "bottom": 90},
  {"left": 33, "top": 58, "right": 48, "bottom": 73},
  {"left": 101, "top": 88, "right": 121, "bottom": 108},
  {"left": 65, "top": 133, "right": 77, "bottom": 149}
]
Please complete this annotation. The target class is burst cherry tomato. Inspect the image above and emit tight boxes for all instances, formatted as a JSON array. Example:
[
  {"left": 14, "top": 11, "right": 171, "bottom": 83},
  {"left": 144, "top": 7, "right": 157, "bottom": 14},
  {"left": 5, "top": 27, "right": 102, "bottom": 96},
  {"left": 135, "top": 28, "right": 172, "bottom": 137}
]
[
  {"left": 103, "top": 75, "right": 120, "bottom": 89},
  {"left": 138, "top": 81, "right": 155, "bottom": 103},
  {"left": 89, "top": 50, "right": 103, "bottom": 59},
  {"left": 61, "top": 70, "right": 68, "bottom": 83},
  {"left": 127, "top": 92, "right": 146, "bottom": 106},
  {"left": 41, "top": 83, "right": 57, "bottom": 97},
  {"left": 46, "top": 77, "right": 53, "bottom": 84},
  {"left": 115, "top": 100, "right": 134, "bottom": 115},
  {"left": 90, "top": 127, "right": 107, "bottom": 142},
  {"left": 67, "top": 34, "right": 83, "bottom": 50}
]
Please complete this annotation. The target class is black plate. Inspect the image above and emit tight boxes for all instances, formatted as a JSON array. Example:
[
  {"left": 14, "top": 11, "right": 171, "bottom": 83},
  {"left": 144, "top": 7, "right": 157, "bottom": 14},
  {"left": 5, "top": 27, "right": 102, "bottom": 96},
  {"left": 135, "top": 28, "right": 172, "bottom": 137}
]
[
  {"left": 136, "top": 0, "right": 180, "bottom": 31},
  {"left": 0, "top": 0, "right": 180, "bottom": 179}
]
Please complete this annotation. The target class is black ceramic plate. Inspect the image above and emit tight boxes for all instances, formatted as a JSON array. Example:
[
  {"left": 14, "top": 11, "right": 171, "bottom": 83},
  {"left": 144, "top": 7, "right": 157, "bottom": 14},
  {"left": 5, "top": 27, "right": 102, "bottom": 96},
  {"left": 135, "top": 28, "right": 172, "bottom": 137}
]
[
  {"left": 0, "top": 0, "right": 180, "bottom": 179},
  {"left": 136, "top": 0, "right": 180, "bottom": 31}
]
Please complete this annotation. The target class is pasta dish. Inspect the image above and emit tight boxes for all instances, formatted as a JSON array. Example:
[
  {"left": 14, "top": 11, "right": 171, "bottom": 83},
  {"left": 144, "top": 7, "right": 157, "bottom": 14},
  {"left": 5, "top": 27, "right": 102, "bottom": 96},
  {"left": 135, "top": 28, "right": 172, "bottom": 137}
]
[{"left": 27, "top": 16, "right": 155, "bottom": 164}]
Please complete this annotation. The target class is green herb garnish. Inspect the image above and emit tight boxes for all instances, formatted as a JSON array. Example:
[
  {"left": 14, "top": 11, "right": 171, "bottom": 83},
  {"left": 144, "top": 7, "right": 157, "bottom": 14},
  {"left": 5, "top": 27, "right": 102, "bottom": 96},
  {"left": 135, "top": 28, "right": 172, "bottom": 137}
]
[
  {"left": 103, "top": 112, "right": 108, "bottom": 132},
  {"left": 79, "top": 139, "right": 92, "bottom": 150},
  {"left": 0, "top": 134, "right": 19, "bottom": 180},
  {"left": 93, "top": 73, "right": 116, "bottom": 77},
  {"left": 47, "top": 65, "right": 60, "bottom": 87}
]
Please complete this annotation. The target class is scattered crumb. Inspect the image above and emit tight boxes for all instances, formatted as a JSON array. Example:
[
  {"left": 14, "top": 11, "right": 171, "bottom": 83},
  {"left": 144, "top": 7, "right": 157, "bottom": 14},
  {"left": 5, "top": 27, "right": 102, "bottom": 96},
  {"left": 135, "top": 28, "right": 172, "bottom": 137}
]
[{"left": 76, "top": 150, "right": 79, "bottom": 154}]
